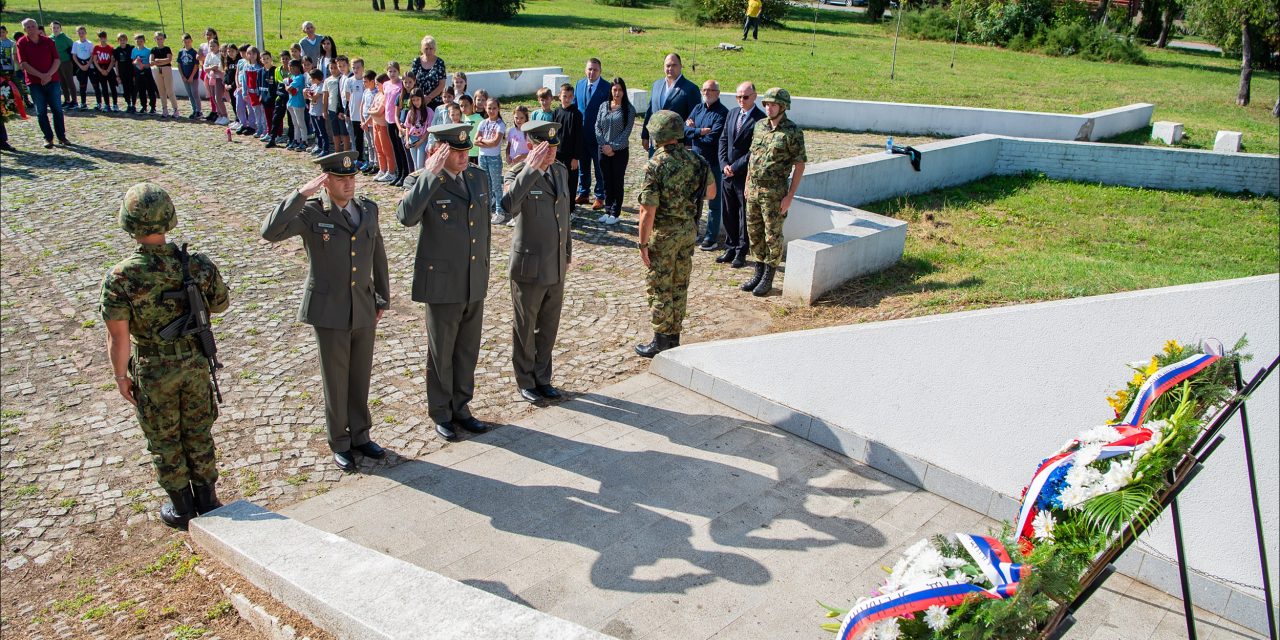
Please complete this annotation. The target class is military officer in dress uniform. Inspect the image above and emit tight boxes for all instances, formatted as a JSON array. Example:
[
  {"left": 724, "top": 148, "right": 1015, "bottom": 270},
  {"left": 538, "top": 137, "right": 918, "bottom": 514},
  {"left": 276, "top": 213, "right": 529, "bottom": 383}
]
[
  {"left": 500, "top": 121, "right": 573, "bottom": 404},
  {"left": 396, "top": 123, "right": 493, "bottom": 442},
  {"left": 262, "top": 151, "right": 392, "bottom": 473}
]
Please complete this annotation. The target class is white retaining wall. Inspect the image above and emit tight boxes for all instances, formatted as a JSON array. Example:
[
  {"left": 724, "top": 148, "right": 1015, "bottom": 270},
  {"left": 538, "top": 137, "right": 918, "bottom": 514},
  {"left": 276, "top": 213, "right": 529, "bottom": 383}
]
[
  {"left": 995, "top": 137, "right": 1280, "bottom": 194},
  {"left": 652, "top": 275, "right": 1280, "bottom": 633}
]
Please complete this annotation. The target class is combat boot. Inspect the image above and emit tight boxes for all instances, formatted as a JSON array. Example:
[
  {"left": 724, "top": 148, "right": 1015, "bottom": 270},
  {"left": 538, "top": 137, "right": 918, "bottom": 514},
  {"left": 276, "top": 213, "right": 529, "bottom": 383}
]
[
  {"left": 635, "top": 333, "right": 673, "bottom": 358},
  {"left": 752, "top": 265, "right": 776, "bottom": 297},
  {"left": 192, "top": 483, "right": 223, "bottom": 515},
  {"left": 740, "top": 262, "right": 765, "bottom": 291},
  {"left": 160, "top": 486, "right": 197, "bottom": 530}
]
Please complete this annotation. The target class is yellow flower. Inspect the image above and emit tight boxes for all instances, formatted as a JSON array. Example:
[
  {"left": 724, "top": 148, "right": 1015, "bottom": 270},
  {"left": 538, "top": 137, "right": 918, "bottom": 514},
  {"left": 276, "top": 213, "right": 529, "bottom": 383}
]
[
  {"left": 1107, "top": 389, "right": 1130, "bottom": 416},
  {"left": 1163, "top": 339, "right": 1182, "bottom": 356},
  {"left": 1144, "top": 357, "right": 1160, "bottom": 376},
  {"left": 1131, "top": 372, "right": 1146, "bottom": 387}
]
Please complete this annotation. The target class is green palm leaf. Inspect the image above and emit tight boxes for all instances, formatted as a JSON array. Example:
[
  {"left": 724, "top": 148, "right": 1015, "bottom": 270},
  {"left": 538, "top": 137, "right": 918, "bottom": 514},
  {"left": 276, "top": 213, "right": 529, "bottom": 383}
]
[{"left": 1079, "top": 485, "right": 1158, "bottom": 536}]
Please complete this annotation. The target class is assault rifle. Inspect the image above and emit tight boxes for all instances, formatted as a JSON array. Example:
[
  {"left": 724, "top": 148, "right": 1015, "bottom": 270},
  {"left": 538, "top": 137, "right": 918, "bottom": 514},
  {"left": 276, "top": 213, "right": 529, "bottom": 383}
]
[{"left": 158, "top": 243, "right": 224, "bottom": 404}]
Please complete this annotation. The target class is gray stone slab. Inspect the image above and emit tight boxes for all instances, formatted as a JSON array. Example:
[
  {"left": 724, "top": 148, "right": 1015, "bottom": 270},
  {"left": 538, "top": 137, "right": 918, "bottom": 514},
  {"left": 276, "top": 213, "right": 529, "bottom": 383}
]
[{"left": 190, "top": 501, "right": 611, "bottom": 640}]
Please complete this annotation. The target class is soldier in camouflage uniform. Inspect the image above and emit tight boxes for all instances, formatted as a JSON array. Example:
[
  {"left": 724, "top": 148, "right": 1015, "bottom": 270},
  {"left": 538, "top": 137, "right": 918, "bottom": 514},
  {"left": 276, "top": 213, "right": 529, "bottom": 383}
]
[
  {"left": 100, "top": 183, "right": 230, "bottom": 530},
  {"left": 635, "top": 110, "right": 715, "bottom": 358},
  {"left": 741, "top": 87, "right": 806, "bottom": 297}
]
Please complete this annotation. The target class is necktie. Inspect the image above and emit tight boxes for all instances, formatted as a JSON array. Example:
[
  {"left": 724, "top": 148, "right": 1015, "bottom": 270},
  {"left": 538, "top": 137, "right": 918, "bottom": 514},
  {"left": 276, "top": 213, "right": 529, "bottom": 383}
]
[
  {"left": 738, "top": 110, "right": 747, "bottom": 134},
  {"left": 344, "top": 203, "right": 359, "bottom": 229},
  {"left": 546, "top": 170, "right": 557, "bottom": 199}
]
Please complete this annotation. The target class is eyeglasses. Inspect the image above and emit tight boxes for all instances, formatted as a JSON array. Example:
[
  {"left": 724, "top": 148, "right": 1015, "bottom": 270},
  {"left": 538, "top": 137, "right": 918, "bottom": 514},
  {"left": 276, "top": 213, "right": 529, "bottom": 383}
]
[{"left": 735, "top": 94, "right": 754, "bottom": 99}]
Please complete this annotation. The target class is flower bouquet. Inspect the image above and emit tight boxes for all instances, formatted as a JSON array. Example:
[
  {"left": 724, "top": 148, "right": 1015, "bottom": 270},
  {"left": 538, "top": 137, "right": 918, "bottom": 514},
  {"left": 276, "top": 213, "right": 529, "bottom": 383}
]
[
  {"left": 821, "top": 339, "right": 1245, "bottom": 640},
  {"left": 0, "top": 71, "right": 28, "bottom": 122}
]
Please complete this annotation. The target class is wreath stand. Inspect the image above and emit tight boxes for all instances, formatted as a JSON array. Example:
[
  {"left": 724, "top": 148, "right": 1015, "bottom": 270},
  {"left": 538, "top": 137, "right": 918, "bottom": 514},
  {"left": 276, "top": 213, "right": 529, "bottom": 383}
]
[{"left": 1040, "top": 355, "right": 1279, "bottom": 640}]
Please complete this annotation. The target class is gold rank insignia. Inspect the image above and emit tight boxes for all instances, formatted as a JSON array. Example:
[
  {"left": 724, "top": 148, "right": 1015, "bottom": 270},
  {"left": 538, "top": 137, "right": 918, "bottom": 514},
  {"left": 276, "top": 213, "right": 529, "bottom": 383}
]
[
  {"left": 343, "top": 156, "right": 352, "bottom": 168},
  {"left": 458, "top": 132, "right": 466, "bottom": 141},
  {"left": 441, "top": 211, "right": 449, "bottom": 221}
]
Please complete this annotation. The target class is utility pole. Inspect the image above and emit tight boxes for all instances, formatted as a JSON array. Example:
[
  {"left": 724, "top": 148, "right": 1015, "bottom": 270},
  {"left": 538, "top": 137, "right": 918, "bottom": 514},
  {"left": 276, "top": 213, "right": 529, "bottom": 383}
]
[{"left": 254, "top": 0, "right": 265, "bottom": 52}]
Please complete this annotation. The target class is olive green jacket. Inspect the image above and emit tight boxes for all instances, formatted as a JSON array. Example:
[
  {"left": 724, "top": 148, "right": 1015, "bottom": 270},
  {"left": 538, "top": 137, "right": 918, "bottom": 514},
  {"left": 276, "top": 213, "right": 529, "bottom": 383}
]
[
  {"left": 396, "top": 166, "right": 492, "bottom": 304},
  {"left": 501, "top": 161, "right": 573, "bottom": 286}
]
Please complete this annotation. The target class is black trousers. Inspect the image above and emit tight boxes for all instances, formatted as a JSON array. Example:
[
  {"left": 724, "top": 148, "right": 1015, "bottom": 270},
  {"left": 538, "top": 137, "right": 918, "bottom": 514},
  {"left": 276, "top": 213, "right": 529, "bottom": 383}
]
[
  {"left": 352, "top": 120, "right": 366, "bottom": 161},
  {"left": 98, "top": 70, "right": 119, "bottom": 105},
  {"left": 135, "top": 68, "right": 158, "bottom": 109},
  {"left": 510, "top": 280, "right": 564, "bottom": 389},
  {"left": 743, "top": 16, "right": 760, "bottom": 39},
  {"left": 722, "top": 175, "right": 749, "bottom": 253},
  {"left": 600, "top": 147, "right": 629, "bottom": 216},
  {"left": 557, "top": 154, "right": 579, "bottom": 203},
  {"left": 314, "top": 325, "right": 376, "bottom": 453},
  {"left": 387, "top": 122, "right": 410, "bottom": 179},
  {"left": 74, "top": 63, "right": 93, "bottom": 104},
  {"left": 119, "top": 69, "right": 136, "bottom": 108},
  {"left": 271, "top": 98, "right": 288, "bottom": 137}
]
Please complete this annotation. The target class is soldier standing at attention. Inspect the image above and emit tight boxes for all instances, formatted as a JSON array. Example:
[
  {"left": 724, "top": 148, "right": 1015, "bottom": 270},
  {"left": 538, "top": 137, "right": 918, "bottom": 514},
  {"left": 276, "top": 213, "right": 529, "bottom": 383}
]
[
  {"left": 500, "top": 122, "right": 573, "bottom": 403},
  {"left": 262, "top": 151, "right": 391, "bottom": 473},
  {"left": 740, "top": 87, "right": 806, "bottom": 298},
  {"left": 635, "top": 110, "right": 715, "bottom": 358},
  {"left": 397, "top": 123, "right": 493, "bottom": 442},
  {"left": 100, "top": 183, "right": 230, "bottom": 530}
]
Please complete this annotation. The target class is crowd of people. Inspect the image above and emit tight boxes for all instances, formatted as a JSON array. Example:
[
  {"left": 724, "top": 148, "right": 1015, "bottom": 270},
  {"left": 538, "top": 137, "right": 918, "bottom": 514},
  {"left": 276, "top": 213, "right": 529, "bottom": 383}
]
[{"left": 22, "top": 10, "right": 810, "bottom": 525}]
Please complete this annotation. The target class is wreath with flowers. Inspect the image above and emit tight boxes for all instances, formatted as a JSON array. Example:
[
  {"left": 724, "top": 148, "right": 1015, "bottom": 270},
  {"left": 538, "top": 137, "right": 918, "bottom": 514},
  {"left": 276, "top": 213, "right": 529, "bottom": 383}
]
[
  {"left": 0, "top": 71, "right": 29, "bottom": 122},
  {"left": 820, "top": 338, "right": 1246, "bottom": 640}
]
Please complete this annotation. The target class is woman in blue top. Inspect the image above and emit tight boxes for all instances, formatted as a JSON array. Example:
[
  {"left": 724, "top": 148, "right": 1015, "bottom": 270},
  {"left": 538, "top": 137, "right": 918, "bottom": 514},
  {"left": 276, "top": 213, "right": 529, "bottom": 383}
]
[{"left": 131, "top": 34, "right": 157, "bottom": 114}]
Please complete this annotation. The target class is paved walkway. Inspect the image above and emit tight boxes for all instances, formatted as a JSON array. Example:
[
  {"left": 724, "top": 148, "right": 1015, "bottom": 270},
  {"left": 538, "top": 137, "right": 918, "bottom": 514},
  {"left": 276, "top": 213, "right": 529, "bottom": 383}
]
[{"left": 281, "top": 373, "right": 1263, "bottom": 640}]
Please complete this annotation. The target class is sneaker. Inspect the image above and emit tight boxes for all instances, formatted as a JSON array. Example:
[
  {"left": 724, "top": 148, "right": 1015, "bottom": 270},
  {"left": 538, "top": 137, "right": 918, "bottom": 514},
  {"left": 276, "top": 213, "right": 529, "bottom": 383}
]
[
  {"left": 93, "top": 104, "right": 102, "bottom": 111},
  {"left": 189, "top": 112, "right": 201, "bottom": 119},
  {"left": 505, "top": 217, "right": 517, "bottom": 227},
  {"left": 204, "top": 112, "right": 217, "bottom": 122},
  {"left": 127, "top": 106, "right": 137, "bottom": 114},
  {"left": 604, "top": 215, "right": 619, "bottom": 225},
  {"left": 374, "top": 172, "right": 392, "bottom": 182},
  {"left": 149, "top": 107, "right": 156, "bottom": 114},
  {"left": 215, "top": 116, "right": 229, "bottom": 126},
  {"left": 490, "top": 212, "right": 507, "bottom": 225},
  {"left": 597, "top": 213, "right": 612, "bottom": 223}
]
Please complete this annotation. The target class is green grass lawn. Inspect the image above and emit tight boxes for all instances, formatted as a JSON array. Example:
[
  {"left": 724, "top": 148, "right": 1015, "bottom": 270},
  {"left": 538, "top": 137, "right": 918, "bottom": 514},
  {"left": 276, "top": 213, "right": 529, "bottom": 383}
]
[
  {"left": 7, "top": 0, "right": 1277, "bottom": 153},
  {"left": 773, "top": 173, "right": 1277, "bottom": 327}
]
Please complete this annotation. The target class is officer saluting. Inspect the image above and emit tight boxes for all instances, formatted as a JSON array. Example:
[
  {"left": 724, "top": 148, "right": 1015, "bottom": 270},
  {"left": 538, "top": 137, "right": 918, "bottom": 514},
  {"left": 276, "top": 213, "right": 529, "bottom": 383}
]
[
  {"left": 396, "top": 123, "right": 493, "bottom": 442},
  {"left": 500, "top": 121, "right": 572, "bottom": 404},
  {"left": 262, "top": 151, "right": 392, "bottom": 473},
  {"left": 100, "top": 183, "right": 230, "bottom": 529}
]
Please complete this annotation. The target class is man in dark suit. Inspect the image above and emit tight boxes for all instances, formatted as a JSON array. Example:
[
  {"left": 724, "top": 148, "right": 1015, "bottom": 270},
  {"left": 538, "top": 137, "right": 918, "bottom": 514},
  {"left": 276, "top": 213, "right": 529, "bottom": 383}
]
[
  {"left": 641, "top": 53, "right": 699, "bottom": 156},
  {"left": 716, "top": 81, "right": 765, "bottom": 269},
  {"left": 574, "top": 58, "right": 609, "bottom": 211},
  {"left": 500, "top": 122, "right": 573, "bottom": 404},
  {"left": 684, "top": 79, "right": 728, "bottom": 251},
  {"left": 396, "top": 124, "right": 493, "bottom": 442},
  {"left": 262, "top": 151, "right": 391, "bottom": 472}
]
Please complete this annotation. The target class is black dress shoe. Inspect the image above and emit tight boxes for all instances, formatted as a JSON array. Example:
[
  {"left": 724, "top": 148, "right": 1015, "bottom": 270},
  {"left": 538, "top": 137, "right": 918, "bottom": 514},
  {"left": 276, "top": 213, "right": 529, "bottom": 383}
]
[
  {"left": 535, "top": 384, "right": 561, "bottom": 399},
  {"left": 730, "top": 252, "right": 747, "bottom": 268},
  {"left": 333, "top": 450, "right": 358, "bottom": 472},
  {"left": 435, "top": 422, "right": 459, "bottom": 441},
  {"left": 354, "top": 441, "right": 388, "bottom": 459},
  {"left": 715, "top": 248, "right": 735, "bottom": 263},
  {"left": 519, "top": 387, "right": 543, "bottom": 403},
  {"left": 453, "top": 416, "right": 489, "bottom": 433}
]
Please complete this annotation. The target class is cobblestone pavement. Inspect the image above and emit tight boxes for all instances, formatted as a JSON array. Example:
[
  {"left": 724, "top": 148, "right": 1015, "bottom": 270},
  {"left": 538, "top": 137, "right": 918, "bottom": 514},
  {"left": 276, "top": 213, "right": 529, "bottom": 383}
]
[{"left": 0, "top": 108, "right": 937, "bottom": 587}]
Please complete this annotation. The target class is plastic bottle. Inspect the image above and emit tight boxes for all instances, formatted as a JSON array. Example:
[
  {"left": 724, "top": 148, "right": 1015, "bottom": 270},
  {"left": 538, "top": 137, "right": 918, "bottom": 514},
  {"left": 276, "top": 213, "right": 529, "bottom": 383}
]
[
  {"left": 886, "top": 137, "right": 894, "bottom": 154},
  {"left": 226, "top": 126, "right": 233, "bottom": 142}
]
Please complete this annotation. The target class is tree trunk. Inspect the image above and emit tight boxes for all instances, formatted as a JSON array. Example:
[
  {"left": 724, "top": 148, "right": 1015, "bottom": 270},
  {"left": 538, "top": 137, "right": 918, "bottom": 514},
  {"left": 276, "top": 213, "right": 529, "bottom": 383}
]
[
  {"left": 1094, "top": 0, "right": 1112, "bottom": 24},
  {"left": 1236, "top": 22, "right": 1252, "bottom": 106},
  {"left": 1155, "top": 0, "right": 1174, "bottom": 48}
]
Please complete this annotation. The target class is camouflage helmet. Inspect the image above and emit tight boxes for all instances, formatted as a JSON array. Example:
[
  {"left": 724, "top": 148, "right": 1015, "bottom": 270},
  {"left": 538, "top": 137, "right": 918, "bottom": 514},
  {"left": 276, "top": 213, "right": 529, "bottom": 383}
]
[
  {"left": 119, "top": 183, "right": 177, "bottom": 236},
  {"left": 760, "top": 87, "right": 791, "bottom": 110},
  {"left": 646, "top": 110, "right": 684, "bottom": 144}
]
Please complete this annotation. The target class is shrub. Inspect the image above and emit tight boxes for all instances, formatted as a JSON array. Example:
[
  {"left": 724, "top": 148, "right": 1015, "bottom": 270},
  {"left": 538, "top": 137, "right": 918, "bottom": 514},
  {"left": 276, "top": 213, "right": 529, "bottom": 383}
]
[
  {"left": 437, "top": 0, "right": 524, "bottom": 21},
  {"left": 1052, "top": 0, "right": 1092, "bottom": 27},
  {"left": 900, "top": 7, "right": 971, "bottom": 41},
  {"left": 971, "top": 0, "right": 1053, "bottom": 46},
  {"left": 1041, "top": 22, "right": 1147, "bottom": 62},
  {"left": 673, "top": 0, "right": 789, "bottom": 25},
  {"left": 595, "top": 0, "right": 641, "bottom": 5}
]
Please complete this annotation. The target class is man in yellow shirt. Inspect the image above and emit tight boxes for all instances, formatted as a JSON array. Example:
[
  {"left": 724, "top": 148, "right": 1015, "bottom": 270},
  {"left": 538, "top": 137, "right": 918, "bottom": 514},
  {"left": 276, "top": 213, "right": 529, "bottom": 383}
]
[{"left": 743, "top": 0, "right": 763, "bottom": 41}]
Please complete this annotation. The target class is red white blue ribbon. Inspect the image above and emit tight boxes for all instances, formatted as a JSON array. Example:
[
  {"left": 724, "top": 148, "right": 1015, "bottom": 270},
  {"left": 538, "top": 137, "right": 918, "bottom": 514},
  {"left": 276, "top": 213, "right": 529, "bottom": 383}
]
[
  {"left": 837, "top": 536, "right": 1024, "bottom": 640},
  {"left": 1014, "top": 352, "right": 1220, "bottom": 540}
]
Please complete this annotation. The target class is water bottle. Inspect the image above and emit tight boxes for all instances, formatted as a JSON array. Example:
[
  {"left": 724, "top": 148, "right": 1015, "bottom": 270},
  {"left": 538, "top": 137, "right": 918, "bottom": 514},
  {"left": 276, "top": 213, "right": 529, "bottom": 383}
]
[
  {"left": 226, "top": 126, "right": 233, "bottom": 142},
  {"left": 886, "top": 137, "right": 894, "bottom": 154}
]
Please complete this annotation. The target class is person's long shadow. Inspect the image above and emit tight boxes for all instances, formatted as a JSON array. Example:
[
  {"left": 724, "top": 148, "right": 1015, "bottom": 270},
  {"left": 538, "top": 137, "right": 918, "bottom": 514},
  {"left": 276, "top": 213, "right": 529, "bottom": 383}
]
[{"left": 374, "top": 391, "right": 890, "bottom": 598}]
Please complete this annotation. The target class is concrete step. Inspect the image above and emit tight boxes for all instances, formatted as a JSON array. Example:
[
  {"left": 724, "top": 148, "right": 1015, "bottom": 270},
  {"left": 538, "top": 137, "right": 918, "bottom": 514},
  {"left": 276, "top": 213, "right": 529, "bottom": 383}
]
[{"left": 190, "top": 500, "right": 612, "bottom": 640}]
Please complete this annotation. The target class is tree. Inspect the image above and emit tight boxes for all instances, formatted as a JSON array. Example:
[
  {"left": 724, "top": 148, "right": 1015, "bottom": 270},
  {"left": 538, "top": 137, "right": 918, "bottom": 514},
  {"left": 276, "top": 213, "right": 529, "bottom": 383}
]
[
  {"left": 438, "top": 0, "right": 524, "bottom": 21},
  {"left": 1185, "top": 0, "right": 1279, "bottom": 106}
]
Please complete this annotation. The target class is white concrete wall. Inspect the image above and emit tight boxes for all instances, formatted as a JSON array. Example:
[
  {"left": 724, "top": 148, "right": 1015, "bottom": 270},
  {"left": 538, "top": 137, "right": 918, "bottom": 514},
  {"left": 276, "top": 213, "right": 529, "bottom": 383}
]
[
  {"left": 798, "top": 135, "right": 1003, "bottom": 206},
  {"left": 654, "top": 276, "right": 1280, "bottom": 632},
  {"left": 996, "top": 138, "right": 1280, "bottom": 195},
  {"left": 712, "top": 95, "right": 1151, "bottom": 141},
  {"left": 461, "top": 66, "right": 563, "bottom": 99},
  {"left": 783, "top": 201, "right": 907, "bottom": 304}
]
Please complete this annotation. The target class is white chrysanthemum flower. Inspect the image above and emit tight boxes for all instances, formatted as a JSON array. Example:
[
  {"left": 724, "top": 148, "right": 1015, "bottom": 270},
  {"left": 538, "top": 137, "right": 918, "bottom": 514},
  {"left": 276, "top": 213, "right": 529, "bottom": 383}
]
[
  {"left": 1146, "top": 419, "right": 1170, "bottom": 439},
  {"left": 1080, "top": 425, "right": 1121, "bottom": 445},
  {"left": 1066, "top": 462, "right": 1103, "bottom": 490},
  {"left": 874, "top": 619, "right": 902, "bottom": 640},
  {"left": 1074, "top": 442, "right": 1105, "bottom": 466},
  {"left": 924, "top": 605, "right": 950, "bottom": 631},
  {"left": 1101, "top": 458, "right": 1136, "bottom": 492},
  {"left": 1059, "top": 484, "right": 1094, "bottom": 509},
  {"left": 1032, "top": 510, "right": 1056, "bottom": 540}
]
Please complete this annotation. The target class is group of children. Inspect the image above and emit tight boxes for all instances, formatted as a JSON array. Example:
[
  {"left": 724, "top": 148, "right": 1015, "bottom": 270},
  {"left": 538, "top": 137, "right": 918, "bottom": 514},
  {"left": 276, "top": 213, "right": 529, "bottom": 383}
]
[{"left": 10, "top": 23, "right": 546, "bottom": 221}]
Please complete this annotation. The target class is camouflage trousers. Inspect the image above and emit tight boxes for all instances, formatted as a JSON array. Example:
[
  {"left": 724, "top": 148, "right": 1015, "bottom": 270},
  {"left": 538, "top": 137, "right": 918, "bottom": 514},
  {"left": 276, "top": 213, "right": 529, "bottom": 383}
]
[
  {"left": 645, "top": 220, "right": 696, "bottom": 334},
  {"left": 745, "top": 185, "right": 787, "bottom": 267},
  {"left": 132, "top": 352, "right": 220, "bottom": 492}
]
